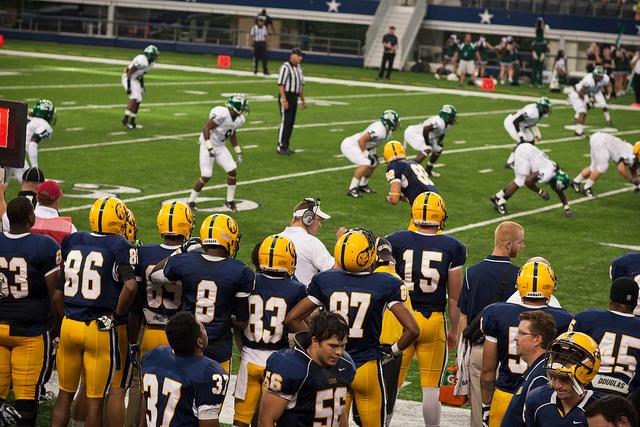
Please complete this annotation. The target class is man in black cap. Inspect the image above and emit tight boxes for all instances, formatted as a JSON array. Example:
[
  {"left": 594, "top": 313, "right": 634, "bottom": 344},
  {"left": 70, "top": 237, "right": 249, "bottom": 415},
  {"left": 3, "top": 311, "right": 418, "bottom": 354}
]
[
  {"left": 569, "top": 277, "right": 640, "bottom": 397},
  {"left": 276, "top": 48, "right": 305, "bottom": 155},
  {"left": 1, "top": 167, "right": 46, "bottom": 234}
]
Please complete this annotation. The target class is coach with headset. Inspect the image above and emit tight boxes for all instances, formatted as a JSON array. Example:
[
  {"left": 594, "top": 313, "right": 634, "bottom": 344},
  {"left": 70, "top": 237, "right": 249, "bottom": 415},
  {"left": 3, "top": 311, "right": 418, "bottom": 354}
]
[{"left": 279, "top": 198, "right": 347, "bottom": 285}]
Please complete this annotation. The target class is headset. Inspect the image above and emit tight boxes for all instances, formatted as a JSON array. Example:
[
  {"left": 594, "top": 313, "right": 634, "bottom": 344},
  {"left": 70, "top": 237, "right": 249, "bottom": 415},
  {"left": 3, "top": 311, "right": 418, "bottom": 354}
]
[{"left": 301, "top": 198, "right": 320, "bottom": 226}]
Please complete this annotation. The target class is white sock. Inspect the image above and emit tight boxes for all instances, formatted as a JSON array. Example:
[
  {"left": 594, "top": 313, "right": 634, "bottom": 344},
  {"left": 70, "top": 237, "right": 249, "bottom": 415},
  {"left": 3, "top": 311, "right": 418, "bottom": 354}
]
[
  {"left": 584, "top": 179, "right": 594, "bottom": 190},
  {"left": 26, "top": 141, "right": 38, "bottom": 167},
  {"left": 422, "top": 387, "right": 441, "bottom": 427},
  {"left": 576, "top": 123, "right": 584, "bottom": 134},
  {"left": 359, "top": 177, "right": 369, "bottom": 187},
  {"left": 124, "top": 110, "right": 132, "bottom": 117},
  {"left": 226, "top": 185, "right": 236, "bottom": 202},
  {"left": 350, "top": 177, "right": 359, "bottom": 190},
  {"left": 604, "top": 111, "right": 611, "bottom": 122},
  {"left": 574, "top": 174, "right": 585, "bottom": 183},
  {"left": 71, "top": 421, "right": 85, "bottom": 427},
  {"left": 188, "top": 190, "right": 199, "bottom": 203}
]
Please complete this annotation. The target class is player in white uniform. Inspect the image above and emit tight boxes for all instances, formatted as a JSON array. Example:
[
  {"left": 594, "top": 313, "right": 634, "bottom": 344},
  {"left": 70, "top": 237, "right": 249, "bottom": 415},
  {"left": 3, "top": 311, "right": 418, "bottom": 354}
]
[
  {"left": 121, "top": 45, "right": 159, "bottom": 129},
  {"left": 3, "top": 99, "right": 55, "bottom": 183},
  {"left": 567, "top": 65, "right": 612, "bottom": 136},
  {"left": 572, "top": 132, "right": 640, "bottom": 196},
  {"left": 403, "top": 104, "right": 457, "bottom": 177},
  {"left": 187, "top": 94, "right": 248, "bottom": 213},
  {"left": 504, "top": 97, "right": 551, "bottom": 168},
  {"left": 490, "top": 142, "right": 573, "bottom": 217},
  {"left": 340, "top": 110, "right": 399, "bottom": 197}
]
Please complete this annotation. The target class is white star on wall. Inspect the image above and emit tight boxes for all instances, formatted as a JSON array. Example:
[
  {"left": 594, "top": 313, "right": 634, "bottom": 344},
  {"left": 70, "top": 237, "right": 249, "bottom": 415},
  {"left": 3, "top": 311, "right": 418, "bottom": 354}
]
[
  {"left": 478, "top": 9, "right": 494, "bottom": 24},
  {"left": 326, "top": 0, "right": 341, "bottom": 12}
]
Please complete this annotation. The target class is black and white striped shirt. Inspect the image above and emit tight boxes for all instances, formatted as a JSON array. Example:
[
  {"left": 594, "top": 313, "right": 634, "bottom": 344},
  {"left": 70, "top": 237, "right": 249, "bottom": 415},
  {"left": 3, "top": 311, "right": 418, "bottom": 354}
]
[
  {"left": 277, "top": 62, "right": 304, "bottom": 94},
  {"left": 250, "top": 25, "right": 268, "bottom": 43}
]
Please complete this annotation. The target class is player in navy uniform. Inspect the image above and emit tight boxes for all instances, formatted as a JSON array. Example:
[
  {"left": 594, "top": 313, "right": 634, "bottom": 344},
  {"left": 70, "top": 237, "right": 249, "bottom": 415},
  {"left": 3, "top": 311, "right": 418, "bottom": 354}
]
[
  {"left": 386, "top": 191, "right": 465, "bottom": 427},
  {"left": 286, "top": 228, "right": 418, "bottom": 427},
  {"left": 501, "top": 310, "right": 557, "bottom": 427},
  {"left": 0, "top": 197, "right": 62, "bottom": 427},
  {"left": 569, "top": 277, "right": 640, "bottom": 396},
  {"left": 52, "top": 197, "right": 138, "bottom": 427},
  {"left": 233, "top": 234, "right": 306, "bottom": 427},
  {"left": 610, "top": 252, "right": 640, "bottom": 316},
  {"left": 524, "top": 332, "right": 602, "bottom": 427},
  {"left": 481, "top": 261, "right": 573, "bottom": 427},
  {"left": 259, "top": 311, "right": 356, "bottom": 427},
  {"left": 150, "top": 213, "right": 253, "bottom": 373},
  {"left": 382, "top": 141, "right": 438, "bottom": 207},
  {"left": 141, "top": 311, "right": 228, "bottom": 427}
]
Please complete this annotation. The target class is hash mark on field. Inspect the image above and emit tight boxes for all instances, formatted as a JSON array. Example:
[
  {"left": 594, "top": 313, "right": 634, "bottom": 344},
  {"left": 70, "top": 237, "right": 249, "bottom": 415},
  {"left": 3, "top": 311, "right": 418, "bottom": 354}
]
[
  {"left": 541, "top": 148, "right": 551, "bottom": 152},
  {"left": 433, "top": 163, "right": 445, "bottom": 168},
  {"left": 249, "top": 121, "right": 264, "bottom": 125},
  {"left": 65, "top": 127, "right": 85, "bottom": 132},
  {"left": 109, "top": 131, "right": 127, "bottom": 136},
  {"left": 243, "top": 145, "right": 259, "bottom": 149},
  {"left": 182, "top": 90, "right": 208, "bottom": 95},
  {"left": 173, "top": 113, "right": 187, "bottom": 116},
  {"left": 334, "top": 154, "right": 345, "bottom": 158},
  {"left": 61, "top": 101, "right": 76, "bottom": 106},
  {"left": 478, "top": 168, "right": 493, "bottom": 174},
  {"left": 583, "top": 153, "right": 591, "bottom": 157},
  {"left": 537, "top": 123, "right": 550, "bottom": 127},
  {"left": 330, "top": 129, "right": 344, "bottom": 132},
  {"left": 453, "top": 140, "right": 466, "bottom": 144},
  {"left": 598, "top": 242, "right": 640, "bottom": 251},
  {"left": 140, "top": 109, "right": 151, "bottom": 113}
]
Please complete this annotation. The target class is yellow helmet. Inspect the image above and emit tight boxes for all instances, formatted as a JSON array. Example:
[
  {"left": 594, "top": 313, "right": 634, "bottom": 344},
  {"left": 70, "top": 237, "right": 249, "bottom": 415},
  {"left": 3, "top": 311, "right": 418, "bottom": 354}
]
[
  {"left": 258, "top": 234, "right": 297, "bottom": 276},
  {"left": 545, "top": 331, "right": 601, "bottom": 395},
  {"left": 199, "top": 214, "right": 240, "bottom": 257},
  {"left": 411, "top": 192, "right": 447, "bottom": 228},
  {"left": 89, "top": 197, "right": 127, "bottom": 235},
  {"left": 157, "top": 201, "right": 194, "bottom": 239},
  {"left": 633, "top": 141, "right": 640, "bottom": 161},
  {"left": 383, "top": 140, "right": 406, "bottom": 163},
  {"left": 334, "top": 228, "right": 376, "bottom": 273},
  {"left": 124, "top": 208, "right": 138, "bottom": 243},
  {"left": 516, "top": 261, "right": 556, "bottom": 301}
]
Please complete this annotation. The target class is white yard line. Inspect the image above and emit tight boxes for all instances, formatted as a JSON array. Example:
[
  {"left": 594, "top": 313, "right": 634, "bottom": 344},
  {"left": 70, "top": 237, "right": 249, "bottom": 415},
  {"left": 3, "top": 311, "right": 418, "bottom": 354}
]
[
  {"left": 598, "top": 242, "right": 640, "bottom": 251},
  {"left": 0, "top": 79, "right": 267, "bottom": 90}
]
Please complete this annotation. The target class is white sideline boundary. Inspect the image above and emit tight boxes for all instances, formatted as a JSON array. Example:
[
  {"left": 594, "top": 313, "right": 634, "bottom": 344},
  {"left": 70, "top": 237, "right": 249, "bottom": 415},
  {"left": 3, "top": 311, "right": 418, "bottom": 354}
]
[
  {"left": 0, "top": 79, "right": 267, "bottom": 90},
  {"left": 2, "top": 49, "right": 639, "bottom": 111}
]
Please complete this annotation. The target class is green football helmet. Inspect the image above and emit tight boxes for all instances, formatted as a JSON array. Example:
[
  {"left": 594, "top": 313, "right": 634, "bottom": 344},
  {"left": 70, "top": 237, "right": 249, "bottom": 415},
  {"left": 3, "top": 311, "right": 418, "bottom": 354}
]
[
  {"left": 226, "top": 93, "right": 249, "bottom": 115},
  {"left": 550, "top": 169, "right": 570, "bottom": 192},
  {"left": 592, "top": 65, "right": 604, "bottom": 79},
  {"left": 380, "top": 110, "right": 400, "bottom": 131},
  {"left": 439, "top": 104, "right": 457, "bottom": 125},
  {"left": 536, "top": 97, "right": 551, "bottom": 116},
  {"left": 32, "top": 99, "right": 56, "bottom": 124},
  {"left": 144, "top": 45, "right": 159, "bottom": 61}
]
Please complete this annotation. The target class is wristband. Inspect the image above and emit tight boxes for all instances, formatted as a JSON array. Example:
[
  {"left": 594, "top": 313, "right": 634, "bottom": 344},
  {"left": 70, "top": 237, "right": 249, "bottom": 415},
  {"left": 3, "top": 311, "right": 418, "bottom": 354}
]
[
  {"left": 538, "top": 189, "right": 545, "bottom": 195},
  {"left": 234, "top": 145, "right": 242, "bottom": 154},
  {"left": 391, "top": 342, "right": 401, "bottom": 356}
]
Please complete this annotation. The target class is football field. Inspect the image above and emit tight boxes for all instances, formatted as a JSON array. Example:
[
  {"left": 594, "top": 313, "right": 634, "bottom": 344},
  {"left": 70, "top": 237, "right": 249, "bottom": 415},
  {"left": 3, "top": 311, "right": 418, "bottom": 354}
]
[{"left": 1, "top": 40, "right": 640, "bottom": 424}]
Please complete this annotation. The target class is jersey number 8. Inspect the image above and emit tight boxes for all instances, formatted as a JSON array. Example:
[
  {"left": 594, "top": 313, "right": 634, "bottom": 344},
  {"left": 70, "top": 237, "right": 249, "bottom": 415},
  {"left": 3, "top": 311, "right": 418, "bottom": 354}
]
[{"left": 64, "top": 250, "right": 104, "bottom": 300}]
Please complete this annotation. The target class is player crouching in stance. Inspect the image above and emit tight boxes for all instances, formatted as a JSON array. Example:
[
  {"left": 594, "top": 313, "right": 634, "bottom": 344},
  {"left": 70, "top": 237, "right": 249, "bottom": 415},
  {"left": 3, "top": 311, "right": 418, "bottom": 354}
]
[
  {"left": 504, "top": 97, "right": 551, "bottom": 169},
  {"left": 188, "top": 94, "right": 248, "bottom": 213},
  {"left": 568, "top": 65, "right": 612, "bottom": 137},
  {"left": 121, "top": 45, "right": 159, "bottom": 129},
  {"left": 490, "top": 142, "right": 573, "bottom": 217},
  {"left": 383, "top": 140, "right": 437, "bottom": 206},
  {"left": 140, "top": 311, "right": 229, "bottom": 427},
  {"left": 286, "top": 228, "right": 419, "bottom": 427},
  {"left": 524, "top": 332, "right": 602, "bottom": 426},
  {"left": 258, "top": 311, "right": 355, "bottom": 426},
  {"left": 403, "top": 105, "right": 457, "bottom": 178},
  {"left": 233, "top": 235, "right": 306, "bottom": 427},
  {"left": 341, "top": 110, "right": 399, "bottom": 198},
  {"left": 572, "top": 133, "right": 640, "bottom": 197}
]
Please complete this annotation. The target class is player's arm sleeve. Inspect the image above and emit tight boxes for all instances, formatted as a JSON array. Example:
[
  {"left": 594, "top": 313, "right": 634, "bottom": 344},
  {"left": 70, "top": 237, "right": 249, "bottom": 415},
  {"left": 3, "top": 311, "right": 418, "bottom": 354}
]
[
  {"left": 480, "top": 305, "right": 497, "bottom": 341},
  {"left": 194, "top": 367, "right": 227, "bottom": 420},
  {"left": 306, "top": 278, "right": 326, "bottom": 307},
  {"left": 42, "top": 239, "right": 62, "bottom": 277},
  {"left": 609, "top": 260, "right": 623, "bottom": 280},
  {"left": 158, "top": 256, "right": 181, "bottom": 282},
  {"left": 385, "top": 165, "right": 402, "bottom": 183},
  {"left": 311, "top": 239, "right": 335, "bottom": 273},
  {"left": 450, "top": 241, "right": 467, "bottom": 271},
  {"left": 264, "top": 354, "right": 303, "bottom": 400},
  {"left": 233, "top": 268, "right": 255, "bottom": 322},
  {"left": 385, "top": 277, "right": 405, "bottom": 309}
]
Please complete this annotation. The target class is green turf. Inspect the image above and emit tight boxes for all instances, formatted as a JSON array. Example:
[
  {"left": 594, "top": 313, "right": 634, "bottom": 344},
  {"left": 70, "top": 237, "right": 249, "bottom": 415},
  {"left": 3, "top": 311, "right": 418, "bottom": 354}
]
[{"left": 1, "top": 39, "right": 639, "bottom": 422}]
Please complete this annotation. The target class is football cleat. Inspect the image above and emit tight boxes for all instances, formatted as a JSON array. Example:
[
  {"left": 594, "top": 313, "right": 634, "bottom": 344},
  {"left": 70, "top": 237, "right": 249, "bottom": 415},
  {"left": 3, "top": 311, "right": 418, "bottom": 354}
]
[
  {"left": 157, "top": 201, "right": 194, "bottom": 239},
  {"left": 583, "top": 187, "right": 595, "bottom": 198},
  {"left": 517, "top": 261, "right": 556, "bottom": 301},
  {"left": 121, "top": 117, "right": 129, "bottom": 127},
  {"left": 89, "top": 197, "right": 127, "bottom": 235},
  {"left": 490, "top": 196, "right": 507, "bottom": 215},
  {"left": 225, "top": 201, "right": 238, "bottom": 213},
  {"left": 545, "top": 331, "right": 601, "bottom": 395},
  {"left": 571, "top": 181, "right": 582, "bottom": 193},
  {"left": 347, "top": 188, "right": 361, "bottom": 198},
  {"left": 258, "top": 234, "right": 297, "bottom": 276},
  {"left": 606, "top": 119, "right": 613, "bottom": 126},
  {"left": 412, "top": 192, "right": 447, "bottom": 228},
  {"left": 199, "top": 214, "right": 240, "bottom": 257},
  {"left": 574, "top": 131, "right": 585, "bottom": 137},
  {"left": 358, "top": 185, "right": 375, "bottom": 194}
]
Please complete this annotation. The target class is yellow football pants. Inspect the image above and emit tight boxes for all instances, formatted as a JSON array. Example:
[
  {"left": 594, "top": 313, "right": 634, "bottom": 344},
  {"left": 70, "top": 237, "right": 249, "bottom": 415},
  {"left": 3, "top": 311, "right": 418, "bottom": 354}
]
[
  {"left": 0, "top": 325, "right": 49, "bottom": 400},
  {"left": 489, "top": 388, "right": 513, "bottom": 427},
  {"left": 401, "top": 311, "right": 447, "bottom": 387},
  {"left": 140, "top": 326, "right": 168, "bottom": 357},
  {"left": 345, "top": 360, "right": 386, "bottom": 427},
  {"left": 111, "top": 324, "right": 131, "bottom": 390},
  {"left": 234, "top": 361, "right": 265, "bottom": 425},
  {"left": 57, "top": 317, "right": 116, "bottom": 398}
]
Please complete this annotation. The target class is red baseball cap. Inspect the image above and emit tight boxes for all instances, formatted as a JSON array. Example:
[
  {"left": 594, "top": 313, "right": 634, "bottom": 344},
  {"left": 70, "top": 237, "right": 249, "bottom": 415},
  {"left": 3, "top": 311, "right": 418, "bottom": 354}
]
[{"left": 37, "top": 180, "right": 63, "bottom": 203}]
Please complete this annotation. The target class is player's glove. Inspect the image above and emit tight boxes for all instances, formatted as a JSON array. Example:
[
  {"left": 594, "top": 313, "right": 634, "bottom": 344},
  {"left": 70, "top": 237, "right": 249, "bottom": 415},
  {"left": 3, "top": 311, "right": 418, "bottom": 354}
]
[
  {"left": 482, "top": 404, "right": 490, "bottom": 427},
  {"left": 129, "top": 343, "right": 140, "bottom": 370},
  {"left": 126, "top": 79, "right": 132, "bottom": 95},
  {"left": 205, "top": 140, "right": 215, "bottom": 158},
  {"left": 537, "top": 189, "right": 550, "bottom": 201},
  {"left": 379, "top": 343, "right": 401, "bottom": 365},
  {"left": 236, "top": 152, "right": 243, "bottom": 164},
  {"left": 180, "top": 237, "right": 202, "bottom": 254},
  {"left": 52, "top": 336, "right": 60, "bottom": 357},
  {"left": 0, "top": 402, "right": 21, "bottom": 426},
  {"left": 97, "top": 314, "right": 115, "bottom": 331}
]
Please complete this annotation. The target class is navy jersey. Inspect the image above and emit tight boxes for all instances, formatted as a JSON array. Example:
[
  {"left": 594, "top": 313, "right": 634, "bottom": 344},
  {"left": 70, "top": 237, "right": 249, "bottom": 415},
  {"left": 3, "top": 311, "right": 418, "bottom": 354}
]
[
  {"left": 0, "top": 232, "right": 61, "bottom": 335},
  {"left": 570, "top": 308, "right": 640, "bottom": 395},
  {"left": 242, "top": 272, "right": 307, "bottom": 351},
  {"left": 140, "top": 346, "right": 228, "bottom": 427},
  {"left": 263, "top": 334, "right": 356, "bottom": 426},
  {"left": 385, "top": 159, "right": 438, "bottom": 204},
  {"left": 524, "top": 386, "right": 600, "bottom": 427},
  {"left": 163, "top": 253, "right": 254, "bottom": 361},
  {"left": 135, "top": 244, "right": 182, "bottom": 324},
  {"left": 307, "top": 269, "right": 404, "bottom": 367},
  {"left": 482, "top": 302, "right": 573, "bottom": 392},
  {"left": 387, "top": 230, "right": 466, "bottom": 315},
  {"left": 61, "top": 232, "right": 134, "bottom": 321},
  {"left": 501, "top": 355, "right": 547, "bottom": 427},
  {"left": 611, "top": 252, "right": 640, "bottom": 316}
]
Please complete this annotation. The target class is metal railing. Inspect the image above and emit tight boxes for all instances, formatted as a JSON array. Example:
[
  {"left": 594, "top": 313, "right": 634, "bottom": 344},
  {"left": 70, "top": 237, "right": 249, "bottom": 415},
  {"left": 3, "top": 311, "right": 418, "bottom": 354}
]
[
  {"left": 364, "top": 0, "right": 392, "bottom": 55},
  {"left": 0, "top": 12, "right": 363, "bottom": 56},
  {"left": 399, "top": 0, "right": 427, "bottom": 66}
]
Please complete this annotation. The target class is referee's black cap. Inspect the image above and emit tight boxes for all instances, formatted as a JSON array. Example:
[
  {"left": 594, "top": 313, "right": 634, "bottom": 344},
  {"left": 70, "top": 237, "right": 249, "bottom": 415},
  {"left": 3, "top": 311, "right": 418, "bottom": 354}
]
[
  {"left": 22, "top": 167, "right": 45, "bottom": 183},
  {"left": 291, "top": 47, "right": 304, "bottom": 56}
]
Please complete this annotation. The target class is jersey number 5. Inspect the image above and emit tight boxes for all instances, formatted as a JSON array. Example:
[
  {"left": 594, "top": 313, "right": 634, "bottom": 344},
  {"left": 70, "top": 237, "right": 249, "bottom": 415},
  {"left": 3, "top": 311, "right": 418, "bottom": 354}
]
[
  {"left": 314, "top": 387, "right": 347, "bottom": 427},
  {"left": 402, "top": 250, "right": 442, "bottom": 293}
]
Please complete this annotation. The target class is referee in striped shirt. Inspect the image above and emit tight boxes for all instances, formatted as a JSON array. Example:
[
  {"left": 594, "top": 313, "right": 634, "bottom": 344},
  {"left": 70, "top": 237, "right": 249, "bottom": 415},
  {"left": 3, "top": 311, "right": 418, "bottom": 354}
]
[
  {"left": 250, "top": 17, "right": 269, "bottom": 75},
  {"left": 277, "top": 47, "right": 305, "bottom": 155}
]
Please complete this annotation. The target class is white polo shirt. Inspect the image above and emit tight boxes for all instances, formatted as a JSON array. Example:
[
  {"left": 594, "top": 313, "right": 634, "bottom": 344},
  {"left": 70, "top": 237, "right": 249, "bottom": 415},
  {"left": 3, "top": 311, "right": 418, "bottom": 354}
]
[{"left": 279, "top": 226, "right": 335, "bottom": 286}]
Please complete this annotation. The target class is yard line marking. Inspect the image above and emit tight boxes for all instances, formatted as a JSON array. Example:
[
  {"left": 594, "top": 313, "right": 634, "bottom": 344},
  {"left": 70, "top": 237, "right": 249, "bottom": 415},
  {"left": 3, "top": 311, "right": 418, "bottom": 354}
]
[
  {"left": 598, "top": 242, "right": 640, "bottom": 251},
  {"left": 65, "top": 127, "right": 85, "bottom": 132},
  {"left": 478, "top": 168, "right": 493, "bottom": 173},
  {"left": 61, "top": 101, "right": 76, "bottom": 106},
  {"left": 453, "top": 140, "right": 466, "bottom": 144},
  {"left": 173, "top": 113, "right": 187, "bottom": 116},
  {"left": 109, "top": 131, "right": 127, "bottom": 136},
  {"left": 0, "top": 79, "right": 267, "bottom": 90},
  {"left": 182, "top": 90, "right": 208, "bottom": 95},
  {"left": 4, "top": 49, "right": 637, "bottom": 110},
  {"left": 447, "top": 187, "right": 633, "bottom": 235},
  {"left": 243, "top": 144, "right": 259, "bottom": 149}
]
